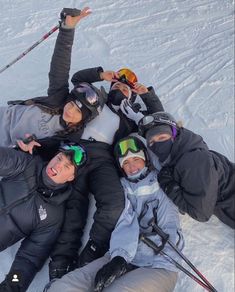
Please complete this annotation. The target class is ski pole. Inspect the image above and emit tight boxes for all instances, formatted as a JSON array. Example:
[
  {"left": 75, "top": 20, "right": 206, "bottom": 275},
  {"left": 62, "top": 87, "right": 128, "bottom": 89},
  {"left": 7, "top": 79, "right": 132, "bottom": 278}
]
[
  {"left": 140, "top": 235, "right": 216, "bottom": 292},
  {"left": 149, "top": 220, "right": 217, "bottom": 292},
  {"left": 0, "top": 24, "right": 59, "bottom": 74},
  {"left": 160, "top": 249, "right": 213, "bottom": 292}
]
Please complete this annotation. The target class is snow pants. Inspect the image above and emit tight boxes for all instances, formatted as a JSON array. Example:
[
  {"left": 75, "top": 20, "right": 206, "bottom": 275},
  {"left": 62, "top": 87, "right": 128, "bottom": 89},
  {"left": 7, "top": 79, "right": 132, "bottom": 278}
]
[{"left": 45, "top": 254, "right": 178, "bottom": 292}]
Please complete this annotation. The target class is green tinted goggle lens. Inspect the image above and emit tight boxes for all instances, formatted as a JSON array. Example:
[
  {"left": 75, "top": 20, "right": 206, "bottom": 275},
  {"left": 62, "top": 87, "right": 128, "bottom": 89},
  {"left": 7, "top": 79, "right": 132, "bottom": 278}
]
[
  {"left": 63, "top": 145, "right": 84, "bottom": 166},
  {"left": 118, "top": 138, "right": 139, "bottom": 157}
]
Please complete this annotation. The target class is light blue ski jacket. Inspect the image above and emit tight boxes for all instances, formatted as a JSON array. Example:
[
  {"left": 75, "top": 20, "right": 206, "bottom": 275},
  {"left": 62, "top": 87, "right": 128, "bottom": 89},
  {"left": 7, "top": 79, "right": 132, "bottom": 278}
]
[{"left": 109, "top": 170, "right": 184, "bottom": 272}]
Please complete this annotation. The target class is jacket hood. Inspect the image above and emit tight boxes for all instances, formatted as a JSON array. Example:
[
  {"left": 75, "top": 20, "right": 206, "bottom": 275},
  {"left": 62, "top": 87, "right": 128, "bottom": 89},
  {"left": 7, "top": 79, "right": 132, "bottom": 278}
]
[{"left": 169, "top": 128, "right": 209, "bottom": 165}]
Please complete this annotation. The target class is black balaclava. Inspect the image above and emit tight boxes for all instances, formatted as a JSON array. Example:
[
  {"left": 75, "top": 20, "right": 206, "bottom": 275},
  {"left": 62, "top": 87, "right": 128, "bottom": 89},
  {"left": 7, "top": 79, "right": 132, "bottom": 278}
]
[
  {"left": 108, "top": 89, "right": 127, "bottom": 106},
  {"left": 146, "top": 125, "right": 174, "bottom": 163}
]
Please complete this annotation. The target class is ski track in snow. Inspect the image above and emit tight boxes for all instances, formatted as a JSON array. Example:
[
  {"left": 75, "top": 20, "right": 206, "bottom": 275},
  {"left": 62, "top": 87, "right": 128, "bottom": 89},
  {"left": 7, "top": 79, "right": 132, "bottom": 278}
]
[{"left": 0, "top": 1, "right": 234, "bottom": 291}]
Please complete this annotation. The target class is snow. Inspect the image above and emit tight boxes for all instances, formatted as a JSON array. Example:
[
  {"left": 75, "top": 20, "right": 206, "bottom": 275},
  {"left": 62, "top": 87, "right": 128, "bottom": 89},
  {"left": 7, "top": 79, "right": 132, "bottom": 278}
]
[{"left": 0, "top": 0, "right": 234, "bottom": 291}]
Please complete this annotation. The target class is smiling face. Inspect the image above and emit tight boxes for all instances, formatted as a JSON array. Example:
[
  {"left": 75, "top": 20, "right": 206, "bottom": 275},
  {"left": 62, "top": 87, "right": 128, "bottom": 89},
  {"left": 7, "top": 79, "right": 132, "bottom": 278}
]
[
  {"left": 111, "top": 82, "right": 131, "bottom": 98},
  {"left": 62, "top": 101, "right": 83, "bottom": 125},
  {"left": 46, "top": 152, "right": 75, "bottom": 184},
  {"left": 122, "top": 156, "right": 146, "bottom": 176}
]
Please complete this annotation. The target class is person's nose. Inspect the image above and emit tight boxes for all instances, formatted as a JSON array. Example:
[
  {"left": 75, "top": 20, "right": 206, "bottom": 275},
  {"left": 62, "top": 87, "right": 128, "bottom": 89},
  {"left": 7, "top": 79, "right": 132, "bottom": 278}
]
[
  {"left": 129, "top": 162, "right": 138, "bottom": 173},
  {"left": 67, "top": 103, "right": 75, "bottom": 113},
  {"left": 55, "top": 161, "right": 63, "bottom": 172}
]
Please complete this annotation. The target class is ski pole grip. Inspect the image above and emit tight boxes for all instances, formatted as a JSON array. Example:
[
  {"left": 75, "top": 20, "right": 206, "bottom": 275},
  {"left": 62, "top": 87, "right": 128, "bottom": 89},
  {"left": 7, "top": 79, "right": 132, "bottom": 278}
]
[
  {"left": 60, "top": 8, "right": 81, "bottom": 21},
  {"left": 140, "top": 234, "right": 164, "bottom": 255},
  {"left": 149, "top": 218, "right": 169, "bottom": 241}
]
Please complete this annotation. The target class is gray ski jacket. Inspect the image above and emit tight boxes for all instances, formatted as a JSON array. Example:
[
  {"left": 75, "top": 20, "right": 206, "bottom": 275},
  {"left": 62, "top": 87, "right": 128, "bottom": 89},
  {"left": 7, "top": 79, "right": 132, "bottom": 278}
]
[{"left": 109, "top": 170, "right": 184, "bottom": 272}]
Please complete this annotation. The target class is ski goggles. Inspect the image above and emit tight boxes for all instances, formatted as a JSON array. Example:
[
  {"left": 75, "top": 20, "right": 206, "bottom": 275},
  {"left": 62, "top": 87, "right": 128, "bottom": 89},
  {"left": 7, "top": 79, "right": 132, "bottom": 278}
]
[
  {"left": 116, "top": 137, "right": 142, "bottom": 158},
  {"left": 115, "top": 68, "right": 138, "bottom": 89},
  {"left": 74, "top": 82, "right": 99, "bottom": 106},
  {"left": 139, "top": 113, "right": 178, "bottom": 136},
  {"left": 60, "top": 144, "right": 87, "bottom": 167}
]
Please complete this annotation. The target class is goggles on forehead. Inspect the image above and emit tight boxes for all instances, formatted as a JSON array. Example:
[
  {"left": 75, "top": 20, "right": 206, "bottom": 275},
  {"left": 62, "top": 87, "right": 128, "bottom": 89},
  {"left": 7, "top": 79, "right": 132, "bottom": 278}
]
[
  {"left": 138, "top": 112, "right": 178, "bottom": 137},
  {"left": 115, "top": 68, "right": 138, "bottom": 89},
  {"left": 117, "top": 137, "right": 142, "bottom": 158},
  {"left": 74, "top": 82, "right": 99, "bottom": 106},
  {"left": 60, "top": 144, "right": 86, "bottom": 167}
]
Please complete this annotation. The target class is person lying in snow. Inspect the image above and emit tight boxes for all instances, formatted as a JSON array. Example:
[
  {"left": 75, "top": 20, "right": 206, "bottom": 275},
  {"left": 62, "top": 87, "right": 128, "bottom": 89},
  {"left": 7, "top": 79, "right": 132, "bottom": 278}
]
[
  {"left": 0, "top": 7, "right": 97, "bottom": 147},
  {"left": 137, "top": 111, "right": 235, "bottom": 229},
  {"left": 44, "top": 135, "right": 184, "bottom": 292},
  {"left": 0, "top": 142, "right": 87, "bottom": 292}
]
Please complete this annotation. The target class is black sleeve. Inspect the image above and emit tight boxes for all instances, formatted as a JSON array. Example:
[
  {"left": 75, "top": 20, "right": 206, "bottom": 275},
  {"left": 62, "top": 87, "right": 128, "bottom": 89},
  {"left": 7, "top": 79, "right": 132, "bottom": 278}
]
[
  {"left": 88, "top": 161, "right": 125, "bottom": 247},
  {"left": 168, "top": 151, "right": 219, "bottom": 222},
  {"left": 140, "top": 86, "right": 164, "bottom": 113},
  {"left": 8, "top": 214, "right": 63, "bottom": 291},
  {"left": 50, "top": 177, "right": 89, "bottom": 260},
  {"left": 71, "top": 67, "right": 104, "bottom": 86},
  {"left": 0, "top": 147, "right": 32, "bottom": 177},
  {"left": 47, "top": 27, "right": 75, "bottom": 103}
]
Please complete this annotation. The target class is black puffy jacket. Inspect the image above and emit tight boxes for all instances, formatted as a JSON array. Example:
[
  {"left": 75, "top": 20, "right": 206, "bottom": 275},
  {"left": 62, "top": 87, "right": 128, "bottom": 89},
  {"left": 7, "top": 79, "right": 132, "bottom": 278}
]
[
  {"left": 0, "top": 147, "right": 72, "bottom": 291},
  {"left": 162, "top": 128, "right": 235, "bottom": 229}
]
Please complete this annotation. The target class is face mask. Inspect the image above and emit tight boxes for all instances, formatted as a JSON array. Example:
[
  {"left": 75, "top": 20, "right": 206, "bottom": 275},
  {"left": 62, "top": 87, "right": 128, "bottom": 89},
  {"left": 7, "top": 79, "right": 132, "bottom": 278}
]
[
  {"left": 108, "top": 90, "right": 127, "bottom": 106},
  {"left": 127, "top": 166, "right": 148, "bottom": 181},
  {"left": 149, "top": 139, "right": 173, "bottom": 162}
]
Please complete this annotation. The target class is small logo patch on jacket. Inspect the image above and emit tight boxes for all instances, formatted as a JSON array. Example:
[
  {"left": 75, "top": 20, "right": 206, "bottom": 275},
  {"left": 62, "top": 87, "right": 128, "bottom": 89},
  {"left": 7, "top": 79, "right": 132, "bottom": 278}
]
[{"left": 38, "top": 205, "right": 47, "bottom": 220}]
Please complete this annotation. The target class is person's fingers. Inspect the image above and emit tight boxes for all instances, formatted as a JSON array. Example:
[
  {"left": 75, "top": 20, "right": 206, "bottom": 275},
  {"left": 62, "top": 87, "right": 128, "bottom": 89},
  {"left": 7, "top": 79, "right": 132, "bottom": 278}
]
[
  {"left": 16, "top": 140, "right": 27, "bottom": 151},
  {"left": 80, "top": 7, "right": 92, "bottom": 18},
  {"left": 34, "top": 142, "right": 41, "bottom": 147},
  {"left": 114, "top": 72, "right": 119, "bottom": 79},
  {"left": 131, "top": 88, "right": 138, "bottom": 93}
]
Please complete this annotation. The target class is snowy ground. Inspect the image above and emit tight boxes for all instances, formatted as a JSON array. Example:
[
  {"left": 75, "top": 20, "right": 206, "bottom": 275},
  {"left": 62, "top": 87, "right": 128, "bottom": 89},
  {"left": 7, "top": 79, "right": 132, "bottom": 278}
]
[{"left": 0, "top": 0, "right": 234, "bottom": 291}]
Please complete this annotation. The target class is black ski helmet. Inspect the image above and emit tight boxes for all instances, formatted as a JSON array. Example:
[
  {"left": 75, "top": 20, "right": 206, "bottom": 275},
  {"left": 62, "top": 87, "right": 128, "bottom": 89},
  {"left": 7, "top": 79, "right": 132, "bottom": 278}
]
[
  {"left": 114, "top": 135, "right": 150, "bottom": 178},
  {"left": 138, "top": 111, "right": 178, "bottom": 138},
  {"left": 70, "top": 82, "right": 107, "bottom": 123}
]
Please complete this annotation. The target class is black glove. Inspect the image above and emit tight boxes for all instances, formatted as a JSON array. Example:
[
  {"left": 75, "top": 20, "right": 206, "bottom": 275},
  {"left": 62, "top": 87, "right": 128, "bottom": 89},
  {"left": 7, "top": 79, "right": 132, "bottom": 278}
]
[
  {"left": 0, "top": 271, "right": 22, "bottom": 292},
  {"left": 94, "top": 256, "right": 128, "bottom": 292},
  {"left": 158, "top": 166, "right": 179, "bottom": 195},
  {"left": 78, "top": 239, "right": 108, "bottom": 268},
  {"left": 49, "top": 257, "right": 78, "bottom": 280}
]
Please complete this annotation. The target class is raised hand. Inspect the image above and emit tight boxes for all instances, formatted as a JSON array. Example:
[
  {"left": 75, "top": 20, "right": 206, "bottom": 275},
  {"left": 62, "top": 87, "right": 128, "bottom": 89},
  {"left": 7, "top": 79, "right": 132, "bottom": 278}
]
[
  {"left": 132, "top": 82, "right": 148, "bottom": 95},
  {"left": 100, "top": 71, "right": 119, "bottom": 82},
  {"left": 17, "top": 134, "right": 41, "bottom": 155},
  {"left": 63, "top": 7, "right": 92, "bottom": 28}
]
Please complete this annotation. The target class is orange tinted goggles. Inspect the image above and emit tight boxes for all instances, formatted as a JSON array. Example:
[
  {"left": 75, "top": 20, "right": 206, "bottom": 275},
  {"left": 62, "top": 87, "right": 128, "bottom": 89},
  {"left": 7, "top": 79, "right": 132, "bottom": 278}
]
[{"left": 116, "top": 68, "right": 138, "bottom": 88}]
